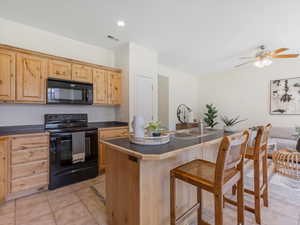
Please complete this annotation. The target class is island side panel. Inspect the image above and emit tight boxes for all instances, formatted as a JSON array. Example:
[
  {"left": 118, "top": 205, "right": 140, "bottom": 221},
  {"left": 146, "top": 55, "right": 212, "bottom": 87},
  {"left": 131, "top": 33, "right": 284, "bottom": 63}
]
[
  {"left": 106, "top": 145, "right": 140, "bottom": 225},
  {"left": 140, "top": 145, "right": 204, "bottom": 225}
]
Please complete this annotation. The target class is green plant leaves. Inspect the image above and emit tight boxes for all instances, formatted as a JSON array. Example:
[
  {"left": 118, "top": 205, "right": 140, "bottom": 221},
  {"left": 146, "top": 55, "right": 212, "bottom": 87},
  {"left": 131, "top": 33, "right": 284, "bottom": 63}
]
[{"left": 203, "top": 104, "right": 218, "bottom": 128}]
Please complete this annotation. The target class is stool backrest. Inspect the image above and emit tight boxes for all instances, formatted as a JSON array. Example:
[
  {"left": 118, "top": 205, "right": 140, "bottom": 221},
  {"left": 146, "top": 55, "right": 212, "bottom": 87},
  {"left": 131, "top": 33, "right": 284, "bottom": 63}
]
[
  {"left": 253, "top": 123, "right": 272, "bottom": 158},
  {"left": 215, "top": 130, "right": 249, "bottom": 187}
]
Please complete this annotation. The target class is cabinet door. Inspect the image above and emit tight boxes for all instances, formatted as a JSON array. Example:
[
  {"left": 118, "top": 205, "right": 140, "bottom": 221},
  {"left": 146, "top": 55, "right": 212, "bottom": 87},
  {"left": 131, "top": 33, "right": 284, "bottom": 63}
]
[
  {"left": 93, "top": 68, "right": 108, "bottom": 104},
  {"left": 16, "top": 53, "right": 47, "bottom": 103},
  {"left": 108, "top": 72, "right": 121, "bottom": 105},
  {"left": 72, "top": 64, "right": 92, "bottom": 83},
  {"left": 0, "top": 50, "right": 15, "bottom": 102},
  {"left": 48, "top": 59, "right": 71, "bottom": 80},
  {"left": 0, "top": 137, "right": 9, "bottom": 203}
]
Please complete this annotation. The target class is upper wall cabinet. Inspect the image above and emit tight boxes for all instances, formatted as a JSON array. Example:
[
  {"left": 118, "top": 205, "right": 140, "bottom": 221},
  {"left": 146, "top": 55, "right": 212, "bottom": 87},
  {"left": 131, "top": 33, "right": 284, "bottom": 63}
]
[
  {"left": 72, "top": 64, "right": 93, "bottom": 83},
  {"left": 108, "top": 72, "right": 122, "bottom": 105},
  {"left": 48, "top": 60, "right": 71, "bottom": 80},
  {"left": 93, "top": 68, "right": 108, "bottom": 104},
  {"left": 0, "top": 50, "right": 15, "bottom": 102},
  {"left": 0, "top": 44, "right": 122, "bottom": 106},
  {"left": 16, "top": 53, "right": 47, "bottom": 103}
]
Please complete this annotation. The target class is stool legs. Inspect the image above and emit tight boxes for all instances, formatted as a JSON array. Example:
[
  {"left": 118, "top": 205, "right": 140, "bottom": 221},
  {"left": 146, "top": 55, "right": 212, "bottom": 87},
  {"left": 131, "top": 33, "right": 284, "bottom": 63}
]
[
  {"left": 254, "top": 159, "right": 261, "bottom": 225},
  {"left": 170, "top": 174, "right": 176, "bottom": 225},
  {"left": 197, "top": 188, "right": 202, "bottom": 224},
  {"left": 262, "top": 152, "right": 269, "bottom": 207},
  {"left": 214, "top": 193, "right": 223, "bottom": 225},
  {"left": 237, "top": 171, "right": 245, "bottom": 225}
]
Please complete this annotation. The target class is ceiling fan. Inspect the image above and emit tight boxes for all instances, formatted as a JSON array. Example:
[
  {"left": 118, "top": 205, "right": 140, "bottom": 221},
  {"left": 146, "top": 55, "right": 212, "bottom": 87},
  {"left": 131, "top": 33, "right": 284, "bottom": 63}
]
[{"left": 235, "top": 45, "right": 299, "bottom": 68}]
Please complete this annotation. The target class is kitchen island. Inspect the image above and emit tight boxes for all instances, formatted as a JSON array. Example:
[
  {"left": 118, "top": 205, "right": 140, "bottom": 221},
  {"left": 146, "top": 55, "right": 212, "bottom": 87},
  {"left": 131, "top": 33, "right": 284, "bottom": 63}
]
[{"left": 102, "top": 129, "right": 235, "bottom": 225}]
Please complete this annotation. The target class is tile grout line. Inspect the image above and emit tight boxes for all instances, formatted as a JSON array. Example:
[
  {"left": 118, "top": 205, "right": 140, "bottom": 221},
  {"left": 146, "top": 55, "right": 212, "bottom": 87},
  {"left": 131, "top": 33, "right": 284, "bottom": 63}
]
[
  {"left": 14, "top": 200, "right": 16, "bottom": 225},
  {"left": 75, "top": 186, "right": 101, "bottom": 225},
  {"left": 46, "top": 192, "right": 59, "bottom": 225}
]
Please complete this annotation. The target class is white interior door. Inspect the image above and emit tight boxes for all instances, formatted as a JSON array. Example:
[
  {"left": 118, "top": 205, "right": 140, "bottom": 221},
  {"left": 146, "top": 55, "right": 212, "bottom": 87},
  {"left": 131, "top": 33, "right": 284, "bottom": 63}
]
[
  {"left": 158, "top": 75, "right": 169, "bottom": 129},
  {"left": 135, "top": 76, "right": 153, "bottom": 123}
]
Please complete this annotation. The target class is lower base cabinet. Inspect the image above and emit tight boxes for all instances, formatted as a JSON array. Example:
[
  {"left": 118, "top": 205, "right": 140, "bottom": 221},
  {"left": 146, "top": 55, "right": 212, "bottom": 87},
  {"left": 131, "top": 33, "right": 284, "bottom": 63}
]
[
  {"left": 98, "top": 127, "right": 128, "bottom": 171},
  {"left": 0, "top": 137, "right": 9, "bottom": 203},
  {"left": 0, "top": 133, "right": 49, "bottom": 203}
]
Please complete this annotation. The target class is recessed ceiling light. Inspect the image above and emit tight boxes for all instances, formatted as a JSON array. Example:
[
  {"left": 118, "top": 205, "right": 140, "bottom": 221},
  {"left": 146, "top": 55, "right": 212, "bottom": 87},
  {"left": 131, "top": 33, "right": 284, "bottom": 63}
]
[{"left": 117, "top": 20, "right": 125, "bottom": 27}]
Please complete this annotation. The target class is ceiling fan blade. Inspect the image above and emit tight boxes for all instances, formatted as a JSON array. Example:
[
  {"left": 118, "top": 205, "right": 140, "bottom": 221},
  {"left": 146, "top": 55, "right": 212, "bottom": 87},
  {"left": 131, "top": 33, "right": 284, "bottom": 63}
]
[
  {"left": 272, "top": 48, "right": 289, "bottom": 55},
  {"left": 240, "top": 56, "right": 254, "bottom": 59},
  {"left": 235, "top": 60, "right": 255, "bottom": 68},
  {"left": 271, "top": 54, "right": 299, "bottom": 58}
]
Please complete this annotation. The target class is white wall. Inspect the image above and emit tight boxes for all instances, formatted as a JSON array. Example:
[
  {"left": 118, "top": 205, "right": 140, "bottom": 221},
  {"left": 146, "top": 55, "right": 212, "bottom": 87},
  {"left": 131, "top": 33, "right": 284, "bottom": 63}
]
[
  {"left": 114, "top": 42, "right": 158, "bottom": 128},
  {"left": 158, "top": 64, "right": 201, "bottom": 130},
  {"left": 198, "top": 60, "right": 300, "bottom": 129},
  {"left": 0, "top": 104, "right": 116, "bottom": 126},
  {"left": 158, "top": 75, "right": 169, "bottom": 129},
  {"left": 0, "top": 17, "right": 117, "bottom": 126}
]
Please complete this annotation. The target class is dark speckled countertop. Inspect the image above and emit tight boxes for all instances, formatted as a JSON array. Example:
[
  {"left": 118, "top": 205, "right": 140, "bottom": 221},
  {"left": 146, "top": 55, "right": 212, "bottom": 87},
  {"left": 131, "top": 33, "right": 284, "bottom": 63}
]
[
  {"left": 0, "top": 121, "right": 128, "bottom": 136},
  {"left": 103, "top": 129, "right": 236, "bottom": 160}
]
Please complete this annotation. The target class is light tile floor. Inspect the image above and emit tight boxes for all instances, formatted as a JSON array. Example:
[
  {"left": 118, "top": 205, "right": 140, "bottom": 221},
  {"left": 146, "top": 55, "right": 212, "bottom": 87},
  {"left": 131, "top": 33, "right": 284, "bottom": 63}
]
[{"left": 0, "top": 173, "right": 299, "bottom": 225}]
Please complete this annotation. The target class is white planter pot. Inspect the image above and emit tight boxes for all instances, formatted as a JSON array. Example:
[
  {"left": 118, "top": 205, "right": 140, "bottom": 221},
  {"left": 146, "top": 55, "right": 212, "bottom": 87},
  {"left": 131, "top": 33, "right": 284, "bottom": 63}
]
[{"left": 224, "top": 126, "right": 236, "bottom": 132}]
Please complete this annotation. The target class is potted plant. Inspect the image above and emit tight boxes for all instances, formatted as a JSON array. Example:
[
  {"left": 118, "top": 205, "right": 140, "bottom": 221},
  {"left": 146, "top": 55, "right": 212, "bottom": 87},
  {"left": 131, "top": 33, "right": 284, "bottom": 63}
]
[
  {"left": 203, "top": 104, "right": 218, "bottom": 128},
  {"left": 145, "top": 121, "right": 163, "bottom": 137},
  {"left": 221, "top": 115, "right": 247, "bottom": 132}
]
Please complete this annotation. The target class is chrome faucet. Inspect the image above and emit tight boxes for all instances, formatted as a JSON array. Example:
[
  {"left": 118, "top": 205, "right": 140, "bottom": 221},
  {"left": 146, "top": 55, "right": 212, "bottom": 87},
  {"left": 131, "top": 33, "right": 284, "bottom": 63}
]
[{"left": 198, "top": 120, "right": 204, "bottom": 134}]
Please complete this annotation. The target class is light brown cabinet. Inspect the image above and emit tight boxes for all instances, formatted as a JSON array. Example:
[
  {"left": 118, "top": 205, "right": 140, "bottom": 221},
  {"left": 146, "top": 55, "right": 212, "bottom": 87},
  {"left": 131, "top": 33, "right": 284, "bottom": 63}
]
[
  {"left": 0, "top": 44, "right": 122, "bottom": 106},
  {"left": 48, "top": 59, "right": 71, "bottom": 80},
  {"left": 16, "top": 53, "right": 47, "bottom": 103},
  {"left": 0, "top": 137, "right": 9, "bottom": 203},
  {"left": 0, "top": 49, "right": 15, "bottom": 102},
  {"left": 108, "top": 72, "right": 122, "bottom": 105},
  {"left": 72, "top": 64, "right": 93, "bottom": 83},
  {"left": 93, "top": 68, "right": 108, "bottom": 104},
  {"left": 98, "top": 127, "right": 128, "bottom": 170},
  {"left": 9, "top": 133, "right": 49, "bottom": 199}
]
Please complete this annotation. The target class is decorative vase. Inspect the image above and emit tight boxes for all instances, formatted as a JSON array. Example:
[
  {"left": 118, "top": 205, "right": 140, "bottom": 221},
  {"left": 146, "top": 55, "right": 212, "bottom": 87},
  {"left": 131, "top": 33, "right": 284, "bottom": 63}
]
[
  {"left": 224, "top": 126, "right": 235, "bottom": 132},
  {"left": 131, "top": 116, "right": 145, "bottom": 138}
]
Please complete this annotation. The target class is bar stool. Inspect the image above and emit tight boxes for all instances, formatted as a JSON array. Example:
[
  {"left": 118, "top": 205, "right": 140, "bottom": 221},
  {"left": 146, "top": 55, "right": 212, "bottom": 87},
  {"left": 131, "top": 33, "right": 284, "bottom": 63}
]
[
  {"left": 225, "top": 124, "right": 271, "bottom": 224},
  {"left": 170, "top": 131, "right": 249, "bottom": 225}
]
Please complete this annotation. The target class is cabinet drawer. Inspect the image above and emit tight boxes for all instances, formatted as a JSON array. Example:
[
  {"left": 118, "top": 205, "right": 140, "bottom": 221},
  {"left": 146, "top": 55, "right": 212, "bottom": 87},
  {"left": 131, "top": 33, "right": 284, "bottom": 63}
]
[
  {"left": 12, "top": 160, "right": 48, "bottom": 179},
  {"left": 11, "top": 173, "right": 48, "bottom": 193},
  {"left": 12, "top": 134, "right": 49, "bottom": 151},
  {"left": 99, "top": 128, "right": 128, "bottom": 140},
  {"left": 12, "top": 147, "right": 48, "bottom": 164}
]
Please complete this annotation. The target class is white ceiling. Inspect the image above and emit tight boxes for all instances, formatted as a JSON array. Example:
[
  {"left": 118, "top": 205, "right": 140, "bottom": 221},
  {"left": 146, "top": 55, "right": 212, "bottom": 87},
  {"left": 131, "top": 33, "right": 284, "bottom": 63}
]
[{"left": 1, "top": 0, "right": 300, "bottom": 74}]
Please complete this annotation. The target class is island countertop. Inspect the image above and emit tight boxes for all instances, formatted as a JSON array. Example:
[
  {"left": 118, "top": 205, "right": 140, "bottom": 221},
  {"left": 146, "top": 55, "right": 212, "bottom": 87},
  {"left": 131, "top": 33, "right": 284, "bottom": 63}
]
[
  {"left": 103, "top": 128, "right": 239, "bottom": 225},
  {"left": 102, "top": 129, "right": 235, "bottom": 160}
]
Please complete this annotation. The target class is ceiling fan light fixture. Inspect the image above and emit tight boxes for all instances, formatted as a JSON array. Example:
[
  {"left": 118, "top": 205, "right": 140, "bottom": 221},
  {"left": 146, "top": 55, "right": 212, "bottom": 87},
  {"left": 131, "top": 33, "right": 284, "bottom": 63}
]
[
  {"left": 263, "top": 58, "right": 272, "bottom": 66},
  {"left": 254, "top": 57, "right": 272, "bottom": 68},
  {"left": 254, "top": 60, "right": 265, "bottom": 68}
]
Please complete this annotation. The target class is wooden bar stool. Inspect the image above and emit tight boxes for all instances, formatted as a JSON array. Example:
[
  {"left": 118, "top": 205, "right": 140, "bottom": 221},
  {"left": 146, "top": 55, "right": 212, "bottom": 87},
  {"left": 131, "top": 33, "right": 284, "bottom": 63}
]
[
  {"left": 225, "top": 124, "right": 272, "bottom": 224},
  {"left": 170, "top": 131, "right": 249, "bottom": 225}
]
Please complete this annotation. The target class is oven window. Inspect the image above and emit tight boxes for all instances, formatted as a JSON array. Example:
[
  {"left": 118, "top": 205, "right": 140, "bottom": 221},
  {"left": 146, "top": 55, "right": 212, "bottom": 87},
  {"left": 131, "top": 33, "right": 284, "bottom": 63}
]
[
  {"left": 55, "top": 136, "right": 95, "bottom": 167},
  {"left": 51, "top": 88, "right": 83, "bottom": 101}
]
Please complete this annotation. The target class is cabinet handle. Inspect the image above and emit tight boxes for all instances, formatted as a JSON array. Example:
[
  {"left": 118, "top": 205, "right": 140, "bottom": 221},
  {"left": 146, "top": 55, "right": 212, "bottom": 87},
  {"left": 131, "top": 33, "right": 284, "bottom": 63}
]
[
  {"left": 0, "top": 80, "right": 2, "bottom": 84},
  {"left": 55, "top": 71, "right": 60, "bottom": 75}
]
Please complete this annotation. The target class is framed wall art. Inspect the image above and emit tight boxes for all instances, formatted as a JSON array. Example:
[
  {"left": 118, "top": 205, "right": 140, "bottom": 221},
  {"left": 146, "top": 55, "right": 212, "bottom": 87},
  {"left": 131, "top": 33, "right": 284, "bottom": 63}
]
[{"left": 270, "top": 77, "right": 300, "bottom": 115}]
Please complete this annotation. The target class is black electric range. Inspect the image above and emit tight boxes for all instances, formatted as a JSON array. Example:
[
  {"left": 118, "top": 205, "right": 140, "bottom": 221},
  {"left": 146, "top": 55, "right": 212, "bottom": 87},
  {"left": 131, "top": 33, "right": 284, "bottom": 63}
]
[{"left": 45, "top": 114, "right": 98, "bottom": 190}]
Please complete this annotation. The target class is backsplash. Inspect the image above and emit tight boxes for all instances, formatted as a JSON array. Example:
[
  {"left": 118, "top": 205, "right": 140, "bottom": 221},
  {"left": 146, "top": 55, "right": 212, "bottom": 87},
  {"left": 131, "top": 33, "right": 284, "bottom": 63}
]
[{"left": 0, "top": 104, "right": 117, "bottom": 126}]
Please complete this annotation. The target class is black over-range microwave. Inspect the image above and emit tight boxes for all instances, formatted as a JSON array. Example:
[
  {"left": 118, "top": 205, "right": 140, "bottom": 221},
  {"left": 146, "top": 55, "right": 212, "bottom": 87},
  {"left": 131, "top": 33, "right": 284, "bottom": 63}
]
[{"left": 47, "top": 78, "right": 93, "bottom": 105}]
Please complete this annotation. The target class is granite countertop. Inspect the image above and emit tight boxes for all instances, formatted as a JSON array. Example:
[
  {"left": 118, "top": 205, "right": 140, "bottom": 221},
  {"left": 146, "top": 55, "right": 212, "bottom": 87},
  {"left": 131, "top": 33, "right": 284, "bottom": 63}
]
[
  {"left": 103, "top": 129, "right": 236, "bottom": 160},
  {"left": 0, "top": 121, "right": 128, "bottom": 136}
]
